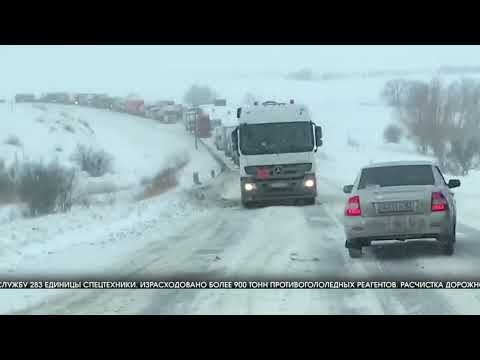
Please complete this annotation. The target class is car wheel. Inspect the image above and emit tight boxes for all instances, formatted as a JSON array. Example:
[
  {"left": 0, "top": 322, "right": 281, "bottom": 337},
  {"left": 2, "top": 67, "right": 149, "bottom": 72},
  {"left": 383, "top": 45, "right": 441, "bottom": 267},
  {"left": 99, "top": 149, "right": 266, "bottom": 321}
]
[
  {"left": 440, "top": 228, "right": 455, "bottom": 256},
  {"left": 348, "top": 247, "right": 362, "bottom": 258},
  {"left": 453, "top": 222, "right": 457, "bottom": 243},
  {"left": 242, "top": 200, "right": 254, "bottom": 209},
  {"left": 442, "top": 240, "right": 454, "bottom": 256}
]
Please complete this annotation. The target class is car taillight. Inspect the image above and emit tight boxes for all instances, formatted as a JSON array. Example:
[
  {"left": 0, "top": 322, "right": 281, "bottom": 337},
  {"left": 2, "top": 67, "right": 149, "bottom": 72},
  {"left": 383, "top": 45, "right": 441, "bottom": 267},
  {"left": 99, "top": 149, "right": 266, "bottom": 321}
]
[
  {"left": 431, "top": 192, "right": 448, "bottom": 212},
  {"left": 345, "top": 195, "right": 361, "bottom": 216}
]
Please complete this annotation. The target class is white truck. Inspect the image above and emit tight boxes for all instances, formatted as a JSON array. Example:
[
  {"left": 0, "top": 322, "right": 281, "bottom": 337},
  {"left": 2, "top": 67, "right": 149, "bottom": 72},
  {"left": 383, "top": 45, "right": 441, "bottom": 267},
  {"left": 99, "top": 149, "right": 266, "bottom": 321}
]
[
  {"left": 231, "top": 100, "right": 323, "bottom": 207},
  {"left": 212, "top": 108, "right": 237, "bottom": 152}
]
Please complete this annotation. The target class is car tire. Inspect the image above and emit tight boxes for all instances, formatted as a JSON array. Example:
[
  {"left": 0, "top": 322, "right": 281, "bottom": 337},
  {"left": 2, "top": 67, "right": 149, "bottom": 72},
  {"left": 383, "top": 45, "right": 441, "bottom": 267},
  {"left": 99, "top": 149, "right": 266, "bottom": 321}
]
[
  {"left": 453, "top": 222, "right": 457, "bottom": 243},
  {"left": 440, "top": 227, "right": 455, "bottom": 256},
  {"left": 442, "top": 240, "right": 454, "bottom": 256},
  {"left": 348, "top": 247, "right": 362, "bottom": 258},
  {"left": 242, "top": 200, "right": 254, "bottom": 209}
]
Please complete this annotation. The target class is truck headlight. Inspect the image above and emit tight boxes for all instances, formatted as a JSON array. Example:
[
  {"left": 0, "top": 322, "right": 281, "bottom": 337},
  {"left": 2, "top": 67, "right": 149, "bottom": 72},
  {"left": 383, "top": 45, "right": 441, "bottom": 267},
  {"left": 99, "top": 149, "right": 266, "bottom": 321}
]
[
  {"left": 244, "top": 183, "right": 256, "bottom": 191},
  {"left": 304, "top": 179, "right": 315, "bottom": 188}
]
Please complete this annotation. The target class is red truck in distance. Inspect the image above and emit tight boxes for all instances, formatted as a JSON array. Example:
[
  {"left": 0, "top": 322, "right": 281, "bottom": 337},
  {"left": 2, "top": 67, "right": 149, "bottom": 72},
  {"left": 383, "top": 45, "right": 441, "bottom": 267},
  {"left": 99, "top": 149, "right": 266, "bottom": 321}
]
[{"left": 125, "top": 98, "right": 145, "bottom": 116}]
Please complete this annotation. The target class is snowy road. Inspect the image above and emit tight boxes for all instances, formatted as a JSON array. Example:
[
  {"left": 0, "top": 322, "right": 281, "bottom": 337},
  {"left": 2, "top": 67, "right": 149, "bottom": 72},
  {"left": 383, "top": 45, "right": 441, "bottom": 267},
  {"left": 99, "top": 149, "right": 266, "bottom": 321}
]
[{"left": 16, "top": 169, "right": 480, "bottom": 315}]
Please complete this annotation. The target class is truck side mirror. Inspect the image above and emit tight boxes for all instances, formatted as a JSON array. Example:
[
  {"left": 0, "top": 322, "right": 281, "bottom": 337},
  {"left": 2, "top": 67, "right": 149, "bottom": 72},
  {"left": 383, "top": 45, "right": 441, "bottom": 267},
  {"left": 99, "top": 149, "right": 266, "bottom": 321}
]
[
  {"left": 315, "top": 126, "right": 323, "bottom": 147},
  {"left": 237, "top": 107, "right": 242, "bottom": 119},
  {"left": 231, "top": 128, "right": 239, "bottom": 154}
]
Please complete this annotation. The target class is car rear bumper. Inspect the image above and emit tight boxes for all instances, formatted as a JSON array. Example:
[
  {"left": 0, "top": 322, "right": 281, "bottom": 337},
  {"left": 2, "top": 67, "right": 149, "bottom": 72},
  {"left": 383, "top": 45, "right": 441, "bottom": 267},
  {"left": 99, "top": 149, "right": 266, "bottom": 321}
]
[
  {"left": 344, "top": 212, "right": 452, "bottom": 246},
  {"left": 241, "top": 176, "right": 317, "bottom": 202}
]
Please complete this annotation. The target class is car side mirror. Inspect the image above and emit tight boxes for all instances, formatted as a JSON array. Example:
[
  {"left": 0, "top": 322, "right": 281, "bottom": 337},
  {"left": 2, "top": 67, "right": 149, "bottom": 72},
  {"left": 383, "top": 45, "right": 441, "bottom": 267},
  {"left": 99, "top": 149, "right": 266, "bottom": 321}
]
[
  {"left": 237, "top": 107, "right": 242, "bottom": 119},
  {"left": 448, "top": 179, "right": 461, "bottom": 189},
  {"left": 343, "top": 185, "right": 354, "bottom": 194},
  {"left": 315, "top": 126, "right": 323, "bottom": 147}
]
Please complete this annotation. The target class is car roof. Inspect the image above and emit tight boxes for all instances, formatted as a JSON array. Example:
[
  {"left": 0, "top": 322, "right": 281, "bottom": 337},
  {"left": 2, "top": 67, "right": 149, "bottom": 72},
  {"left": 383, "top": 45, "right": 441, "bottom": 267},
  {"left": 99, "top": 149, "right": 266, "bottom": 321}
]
[{"left": 362, "top": 160, "right": 437, "bottom": 170}]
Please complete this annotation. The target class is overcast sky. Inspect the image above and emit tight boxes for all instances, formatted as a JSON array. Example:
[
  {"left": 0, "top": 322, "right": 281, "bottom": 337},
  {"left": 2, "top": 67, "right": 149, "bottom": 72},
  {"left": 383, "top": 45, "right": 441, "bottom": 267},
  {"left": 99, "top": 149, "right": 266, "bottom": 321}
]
[{"left": 1, "top": 45, "right": 480, "bottom": 99}]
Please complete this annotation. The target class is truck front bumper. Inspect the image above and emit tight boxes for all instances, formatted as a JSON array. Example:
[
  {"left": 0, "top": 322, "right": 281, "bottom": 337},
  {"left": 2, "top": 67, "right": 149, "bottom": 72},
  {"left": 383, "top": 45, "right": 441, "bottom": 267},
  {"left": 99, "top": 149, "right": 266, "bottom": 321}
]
[{"left": 240, "top": 175, "right": 317, "bottom": 202}]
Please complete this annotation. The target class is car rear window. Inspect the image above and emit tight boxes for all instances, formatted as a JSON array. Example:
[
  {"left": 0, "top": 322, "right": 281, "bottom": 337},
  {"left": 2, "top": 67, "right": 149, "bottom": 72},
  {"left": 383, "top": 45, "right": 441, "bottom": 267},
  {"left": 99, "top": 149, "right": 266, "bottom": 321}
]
[{"left": 358, "top": 165, "right": 435, "bottom": 189}]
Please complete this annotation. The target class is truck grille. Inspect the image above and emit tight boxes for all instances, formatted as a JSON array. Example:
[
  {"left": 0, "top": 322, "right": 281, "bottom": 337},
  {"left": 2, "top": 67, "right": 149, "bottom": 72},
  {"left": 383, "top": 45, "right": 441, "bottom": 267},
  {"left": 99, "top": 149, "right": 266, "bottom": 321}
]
[{"left": 245, "top": 163, "right": 312, "bottom": 179}]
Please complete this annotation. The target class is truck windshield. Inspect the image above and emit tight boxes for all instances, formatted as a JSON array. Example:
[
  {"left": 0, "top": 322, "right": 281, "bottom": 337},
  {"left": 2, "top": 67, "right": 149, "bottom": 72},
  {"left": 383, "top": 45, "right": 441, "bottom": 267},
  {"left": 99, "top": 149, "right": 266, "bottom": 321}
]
[{"left": 240, "top": 122, "right": 314, "bottom": 155}]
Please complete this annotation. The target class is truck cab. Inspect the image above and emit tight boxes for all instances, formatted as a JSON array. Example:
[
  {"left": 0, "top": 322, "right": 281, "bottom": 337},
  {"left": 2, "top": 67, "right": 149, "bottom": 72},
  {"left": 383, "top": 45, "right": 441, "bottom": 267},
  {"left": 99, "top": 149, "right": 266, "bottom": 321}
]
[{"left": 232, "top": 101, "right": 323, "bottom": 207}]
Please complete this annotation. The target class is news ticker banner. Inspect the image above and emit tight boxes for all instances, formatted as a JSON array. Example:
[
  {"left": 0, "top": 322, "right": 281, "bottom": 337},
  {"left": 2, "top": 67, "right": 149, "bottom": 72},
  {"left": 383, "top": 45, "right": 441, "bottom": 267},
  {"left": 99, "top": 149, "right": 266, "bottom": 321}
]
[{"left": 2, "top": 280, "right": 480, "bottom": 289}]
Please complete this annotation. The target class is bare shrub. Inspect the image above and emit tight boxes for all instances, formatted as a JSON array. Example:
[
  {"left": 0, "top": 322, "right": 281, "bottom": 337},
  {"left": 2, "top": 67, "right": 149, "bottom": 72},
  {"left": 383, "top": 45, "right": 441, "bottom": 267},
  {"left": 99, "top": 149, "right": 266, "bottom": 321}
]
[
  {"left": 243, "top": 92, "right": 260, "bottom": 105},
  {"left": 16, "top": 160, "right": 75, "bottom": 216},
  {"left": 63, "top": 124, "right": 75, "bottom": 133},
  {"left": 140, "top": 176, "right": 151, "bottom": 186},
  {"left": 184, "top": 85, "right": 217, "bottom": 106},
  {"left": 78, "top": 118, "right": 94, "bottom": 134},
  {"left": 140, "top": 156, "right": 190, "bottom": 200},
  {"left": 383, "top": 124, "right": 403, "bottom": 144},
  {"left": 381, "top": 79, "right": 408, "bottom": 107},
  {"left": 142, "top": 168, "right": 178, "bottom": 199},
  {"left": 71, "top": 193, "right": 91, "bottom": 209},
  {"left": 0, "top": 159, "right": 15, "bottom": 204},
  {"left": 4, "top": 135, "right": 22, "bottom": 147},
  {"left": 287, "top": 68, "right": 315, "bottom": 81},
  {"left": 445, "top": 134, "right": 480, "bottom": 176},
  {"left": 347, "top": 135, "right": 359, "bottom": 148},
  {"left": 77, "top": 179, "right": 117, "bottom": 196},
  {"left": 105, "top": 193, "right": 116, "bottom": 206},
  {"left": 70, "top": 144, "right": 114, "bottom": 177},
  {"left": 33, "top": 104, "right": 47, "bottom": 111}
]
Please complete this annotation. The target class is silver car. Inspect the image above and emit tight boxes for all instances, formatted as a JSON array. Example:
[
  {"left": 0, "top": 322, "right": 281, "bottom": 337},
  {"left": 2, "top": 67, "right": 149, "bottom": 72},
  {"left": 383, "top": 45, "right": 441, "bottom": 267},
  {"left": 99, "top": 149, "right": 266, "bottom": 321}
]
[{"left": 343, "top": 161, "right": 461, "bottom": 258}]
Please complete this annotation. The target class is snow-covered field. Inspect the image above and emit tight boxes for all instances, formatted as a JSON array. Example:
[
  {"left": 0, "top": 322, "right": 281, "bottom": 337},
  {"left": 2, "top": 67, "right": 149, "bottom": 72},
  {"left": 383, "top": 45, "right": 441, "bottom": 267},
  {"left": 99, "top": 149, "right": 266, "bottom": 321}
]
[{"left": 2, "top": 71, "right": 480, "bottom": 315}]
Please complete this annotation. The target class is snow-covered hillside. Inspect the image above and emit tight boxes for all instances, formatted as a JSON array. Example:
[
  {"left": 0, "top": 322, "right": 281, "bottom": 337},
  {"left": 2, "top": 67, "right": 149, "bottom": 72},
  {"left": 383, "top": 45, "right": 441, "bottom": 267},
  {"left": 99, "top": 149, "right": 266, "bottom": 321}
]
[
  {"left": 0, "top": 102, "right": 223, "bottom": 313},
  {"left": 1, "top": 103, "right": 220, "bottom": 184}
]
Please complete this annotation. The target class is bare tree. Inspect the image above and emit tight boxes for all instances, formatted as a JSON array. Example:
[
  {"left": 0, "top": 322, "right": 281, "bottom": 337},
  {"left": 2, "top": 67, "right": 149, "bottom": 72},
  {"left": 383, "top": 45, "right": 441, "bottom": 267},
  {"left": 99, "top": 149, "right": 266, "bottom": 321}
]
[
  {"left": 398, "top": 80, "right": 430, "bottom": 154},
  {"left": 389, "top": 77, "right": 480, "bottom": 175},
  {"left": 383, "top": 124, "right": 403, "bottom": 144},
  {"left": 243, "top": 92, "right": 260, "bottom": 105},
  {"left": 287, "top": 68, "right": 314, "bottom": 81},
  {"left": 381, "top": 79, "right": 408, "bottom": 107},
  {"left": 184, "top": 85, "right": 217, "bottom": 106}
]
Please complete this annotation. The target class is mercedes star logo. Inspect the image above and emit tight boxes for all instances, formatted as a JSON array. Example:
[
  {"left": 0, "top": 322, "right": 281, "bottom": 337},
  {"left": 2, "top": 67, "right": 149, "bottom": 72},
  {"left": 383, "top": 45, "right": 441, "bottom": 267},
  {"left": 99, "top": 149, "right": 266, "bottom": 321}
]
[{"left": 274, "top": 167, "right": 282, "bottom": 175}]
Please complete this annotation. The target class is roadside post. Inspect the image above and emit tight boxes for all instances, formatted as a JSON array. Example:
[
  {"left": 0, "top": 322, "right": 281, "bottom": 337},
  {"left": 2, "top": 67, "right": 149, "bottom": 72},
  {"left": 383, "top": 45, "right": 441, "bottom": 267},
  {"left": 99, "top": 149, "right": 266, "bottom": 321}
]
[{"left": 195, "top": 109, "right": 198, "bottom": 150}]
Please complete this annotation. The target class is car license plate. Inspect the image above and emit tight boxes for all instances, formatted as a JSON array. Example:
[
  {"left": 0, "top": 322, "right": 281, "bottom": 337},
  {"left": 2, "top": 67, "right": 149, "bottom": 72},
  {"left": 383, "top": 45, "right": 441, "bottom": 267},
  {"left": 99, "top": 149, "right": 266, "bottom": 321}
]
[
  {"left": 385, "top": 216, "right": 418, "bottom": 233},
  {"left": 377, "top": 201, "right": 415, "bottom": 214},
  {"left": 270, "top": 182, "right": 288, "bottom": 188}
]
